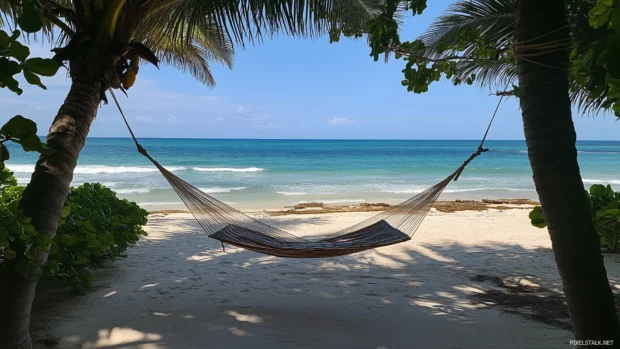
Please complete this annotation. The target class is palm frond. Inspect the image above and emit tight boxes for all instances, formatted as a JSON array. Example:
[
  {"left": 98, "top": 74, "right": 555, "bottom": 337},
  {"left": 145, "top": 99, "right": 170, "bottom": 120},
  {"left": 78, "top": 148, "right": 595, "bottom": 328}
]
[
  {"left": 146, "top": 0, "right": 377, "bottom": 47},
  {"left": 419, "top": 0, "right": 614, "bottom": 115},
  {"left": 418, "top": 0, "right": 516, "bottom": 89},
  {"left": 420, "top": 0, "right": 516, "bottom": 56},
  {"left": 134, "top": 14, "right": 234, "bottom": 86}
]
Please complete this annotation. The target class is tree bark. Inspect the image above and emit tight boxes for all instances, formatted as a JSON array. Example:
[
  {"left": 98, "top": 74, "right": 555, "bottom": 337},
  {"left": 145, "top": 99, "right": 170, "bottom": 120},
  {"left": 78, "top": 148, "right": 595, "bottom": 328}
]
[
  {"left": 516, "top": 0, "right": 619, "bottom": 346},
  {"left": 0, "top": 78, "right": 102, "bottom": 349}
]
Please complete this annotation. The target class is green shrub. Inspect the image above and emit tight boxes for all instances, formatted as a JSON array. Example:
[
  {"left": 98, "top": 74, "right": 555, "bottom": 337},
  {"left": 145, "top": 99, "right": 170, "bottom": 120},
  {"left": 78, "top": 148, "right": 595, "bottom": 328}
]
[
  {"left": 48, "top": 183, "right": 148, "bottom": 290},
  {"left": 0, "top": 181, "right": 50, "bottom": 276},
  {"left": 0, "top": 173, "right": 148, "bottom": 292},
  {"left": 529, "top": 184, "right": 620, "bottom": 253}
]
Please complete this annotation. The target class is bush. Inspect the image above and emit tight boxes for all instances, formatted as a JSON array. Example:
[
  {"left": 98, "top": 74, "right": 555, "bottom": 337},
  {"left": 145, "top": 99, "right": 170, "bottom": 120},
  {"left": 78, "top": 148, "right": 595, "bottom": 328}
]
[
  {"left": 48, "top": 183, "right": 149, "bottom": 290},
  {"left": 0, "top": 174, "right": 148, "bottom": 292},
  {"left": 529, "top": 184, "right": 620, "bottom": 253}
]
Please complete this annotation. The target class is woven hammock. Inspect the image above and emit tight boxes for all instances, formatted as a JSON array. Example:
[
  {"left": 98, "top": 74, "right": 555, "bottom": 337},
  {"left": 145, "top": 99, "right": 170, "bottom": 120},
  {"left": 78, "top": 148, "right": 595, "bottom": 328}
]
[{"left": 111, "top": 91, "right": 503, "bottom": 258}]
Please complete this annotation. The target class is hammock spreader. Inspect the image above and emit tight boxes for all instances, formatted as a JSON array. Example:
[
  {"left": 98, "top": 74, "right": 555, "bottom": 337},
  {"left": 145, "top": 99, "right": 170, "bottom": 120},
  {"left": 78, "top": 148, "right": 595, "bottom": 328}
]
[{"left": 111, "top": 91, "right": 504, "bottom": 258}]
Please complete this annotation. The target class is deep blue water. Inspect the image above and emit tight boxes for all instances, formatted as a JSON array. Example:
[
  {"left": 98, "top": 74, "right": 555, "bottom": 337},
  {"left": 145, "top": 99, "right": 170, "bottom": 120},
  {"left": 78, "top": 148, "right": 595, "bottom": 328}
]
[{"left": 7, "top": 139, "right": 619, "bottom": 209}]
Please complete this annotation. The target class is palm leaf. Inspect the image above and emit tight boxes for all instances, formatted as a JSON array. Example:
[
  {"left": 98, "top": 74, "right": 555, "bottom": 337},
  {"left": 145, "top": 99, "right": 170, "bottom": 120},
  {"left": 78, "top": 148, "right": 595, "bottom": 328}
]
[
  {"left": 419, "top": 0, "right": 612, "bottom": 114},
  {"left": 133, "top": 14, "right": 234, "bottom": 86},
  {"left": 419, "top": 0, "right": 516, "bottom": 89},
  {"left": 146, "top": 0, "right": 378, "bottom": 47}
]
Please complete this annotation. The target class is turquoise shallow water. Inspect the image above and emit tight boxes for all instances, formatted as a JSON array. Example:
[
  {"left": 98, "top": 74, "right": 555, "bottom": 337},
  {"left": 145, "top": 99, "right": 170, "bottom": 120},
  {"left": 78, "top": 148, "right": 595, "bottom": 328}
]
[{"left": 7, "top": 139, "right": 620, "bottom": 209}]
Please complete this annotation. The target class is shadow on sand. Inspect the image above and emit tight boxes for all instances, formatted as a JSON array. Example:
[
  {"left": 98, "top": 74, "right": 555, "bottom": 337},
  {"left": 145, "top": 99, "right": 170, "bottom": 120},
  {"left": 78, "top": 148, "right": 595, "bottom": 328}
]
[{"left": 30, "top": 214, "right": 617, "bottom": 349}]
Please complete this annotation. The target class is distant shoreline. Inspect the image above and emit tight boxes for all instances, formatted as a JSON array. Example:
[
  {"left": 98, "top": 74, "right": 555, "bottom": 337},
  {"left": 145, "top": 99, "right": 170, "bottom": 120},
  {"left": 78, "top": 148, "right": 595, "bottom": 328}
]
[{"left": 147, "top": 198, "right": 539, "bottom": 216}]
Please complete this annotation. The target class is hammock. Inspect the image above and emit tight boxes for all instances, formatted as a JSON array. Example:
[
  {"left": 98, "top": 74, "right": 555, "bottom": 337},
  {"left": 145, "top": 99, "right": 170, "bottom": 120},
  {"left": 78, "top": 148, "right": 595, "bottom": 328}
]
[{"left": 111, "top": 91, "right": 503, "bottom": 258}]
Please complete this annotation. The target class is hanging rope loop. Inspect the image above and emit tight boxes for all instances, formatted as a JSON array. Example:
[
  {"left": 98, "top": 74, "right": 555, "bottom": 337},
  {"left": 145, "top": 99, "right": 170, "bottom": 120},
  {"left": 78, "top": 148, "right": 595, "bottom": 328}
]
[
  {"left": 136, "top": 143, "right": 148, "bottom": 157},
  {"left": 454, "top": 146, "right": 488, "bottom": 181}
]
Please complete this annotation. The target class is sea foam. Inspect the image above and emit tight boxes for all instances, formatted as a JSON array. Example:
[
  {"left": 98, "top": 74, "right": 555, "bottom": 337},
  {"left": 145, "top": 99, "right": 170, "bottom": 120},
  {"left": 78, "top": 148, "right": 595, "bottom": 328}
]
[
  {"left": 8, "top": 164, "right": 186, "bottom": 174},
  {"left": 192, "top": 167, "right": 265, "bottom": 173},
  {"left": 8, "top": 164, "right": 265, "bottom": 174},
  {"left": 199, "top": 187, "right": 247, "bottom": 193}
]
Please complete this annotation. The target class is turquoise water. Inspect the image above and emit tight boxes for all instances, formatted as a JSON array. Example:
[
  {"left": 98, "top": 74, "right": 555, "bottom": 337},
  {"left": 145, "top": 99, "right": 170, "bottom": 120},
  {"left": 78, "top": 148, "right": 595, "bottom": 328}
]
[{"left": 7, "top": 139, "right": 620, "bottom": 209}]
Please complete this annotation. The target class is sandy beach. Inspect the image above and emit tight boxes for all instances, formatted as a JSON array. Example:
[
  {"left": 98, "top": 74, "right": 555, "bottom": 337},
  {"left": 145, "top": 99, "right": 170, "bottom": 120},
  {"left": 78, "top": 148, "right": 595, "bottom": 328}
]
[{"left": 30, "top": 206, "right": 620, "bottom": 349}]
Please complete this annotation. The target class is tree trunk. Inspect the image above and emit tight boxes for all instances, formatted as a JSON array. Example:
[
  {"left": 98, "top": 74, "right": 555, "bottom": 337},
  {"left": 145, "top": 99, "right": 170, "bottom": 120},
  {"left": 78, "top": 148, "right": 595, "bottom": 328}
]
[
  {"left": 0, "top": 78, "right": 102, "bottom": 349},
  {"left": 516, "top": 0, "right": 619, "bottom": 345}
]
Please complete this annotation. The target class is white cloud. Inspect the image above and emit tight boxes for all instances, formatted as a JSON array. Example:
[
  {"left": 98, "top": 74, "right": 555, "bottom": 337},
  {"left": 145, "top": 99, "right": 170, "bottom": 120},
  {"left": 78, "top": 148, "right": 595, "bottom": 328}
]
[
  {"left": 253, "top": 123, "right": 282, "bottom": 130},
  {"left": 167, "top": 114, "right": 180, "bottom": 123},
  {"left": 328, "top": 117, "right": 354, "bottom": 125},
  {"left": 199, "top": 96, "right": 226, "bottom": 102},
  {"left": 136, "top": 116, "right": 154, "bottom": 121}
]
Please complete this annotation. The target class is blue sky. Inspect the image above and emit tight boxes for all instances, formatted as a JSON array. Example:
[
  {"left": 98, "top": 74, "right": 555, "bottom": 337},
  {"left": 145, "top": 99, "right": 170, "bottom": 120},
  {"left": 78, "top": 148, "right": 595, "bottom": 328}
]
[{"left": 2, "top": 1, "right": 619, "bottom": 140}]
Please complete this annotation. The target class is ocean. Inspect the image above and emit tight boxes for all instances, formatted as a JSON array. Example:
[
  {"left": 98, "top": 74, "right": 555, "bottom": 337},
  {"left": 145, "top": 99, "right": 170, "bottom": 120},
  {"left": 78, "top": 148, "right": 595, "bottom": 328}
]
[{"left": 6, "top": 139, "right": 619, "bottom": 210}]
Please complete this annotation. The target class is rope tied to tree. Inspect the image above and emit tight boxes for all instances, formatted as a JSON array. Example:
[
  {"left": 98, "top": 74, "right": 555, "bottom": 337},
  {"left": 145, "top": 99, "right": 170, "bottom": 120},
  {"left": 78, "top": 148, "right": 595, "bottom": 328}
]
[{"left": 510, "top": 24, "right": 573, "bottom": 70}]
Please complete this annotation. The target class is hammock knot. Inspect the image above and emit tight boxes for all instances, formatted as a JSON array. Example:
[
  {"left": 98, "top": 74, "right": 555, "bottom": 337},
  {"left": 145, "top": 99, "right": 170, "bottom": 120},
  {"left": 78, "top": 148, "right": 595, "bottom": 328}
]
[
  {"left": 137, "top": 144, "right": 148, "bottom": 157},
  {"left": 454, "top": 147, "right": 489, "bottom": 182}
]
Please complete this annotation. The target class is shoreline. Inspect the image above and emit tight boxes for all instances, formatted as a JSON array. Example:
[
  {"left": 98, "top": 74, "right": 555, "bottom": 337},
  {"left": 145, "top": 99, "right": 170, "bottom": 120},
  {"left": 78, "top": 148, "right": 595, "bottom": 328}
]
[{"left": 147, "top": 198, "right": 540, "bottom": 216}]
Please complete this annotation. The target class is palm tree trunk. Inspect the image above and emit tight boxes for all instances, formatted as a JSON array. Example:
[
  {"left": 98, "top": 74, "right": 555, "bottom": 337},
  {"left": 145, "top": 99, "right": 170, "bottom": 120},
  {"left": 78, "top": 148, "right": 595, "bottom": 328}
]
[
  {"left": 0, "top": 78, "right": 102, "bottom": 349},
  {"left": 516, "top": 0, "right": 619, "bottom": 345}
]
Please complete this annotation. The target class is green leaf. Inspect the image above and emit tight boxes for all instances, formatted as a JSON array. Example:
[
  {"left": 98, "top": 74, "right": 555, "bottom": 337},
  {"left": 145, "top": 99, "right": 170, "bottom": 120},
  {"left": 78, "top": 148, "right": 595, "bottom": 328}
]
[
  {"left": 530, "top": 218, "right": 547, "bottom": 229},
  {"left": 63, "top": 235, "right": 76, "bottom": 245},
  {"left": 0, "top": 57, "right": 22, "bottom": 76},
  {"left": 0, "top": 144, "right": 9, "bottom": 161},
  {"left": 590, "top": 184, "right": 609, "bottom": 197},
  {"left": 613, "top": 101, "right": 620, "bottom": 116},
  {"left": 604, "top": 209, "right": 620, "bottom": 217},
  {"left": 529, "top": 206, "right": 547, "bottom": 228},
  {"left": 75, "top": 253, "right": 87, "bottom": 265},
  {"left": 605, "top": 35, "right": 620, "bottom": 79},
  {"left": 0, "top": 31, "right": 9, "bottom": 50},
  {"left": 9, "top": 41, "right": 29, "bottom": 61},
  {"left": 590, "top": 5, "right": 612, "bottom": 29},
  {"left": 1, "top": 115, "right": 37, "bottom": 139},
  {"left": 17, "top": 0, "right": 43, "bottom": 33},
  {"left": 612, "top": 8, "right": 620, "bottom": 30},
  {"left": 0, "top": 75, "right": 22, "bottom": 95},
  {"left": 128, "top": 42, "right": 159, "bottom": 68},
  {"left": 3, "top": 248, "right": 17, "bottom": 260},
  {"left": 23, "top": 69, "right": 46, "bottom": 89},
  {"left": 23, "top": 58, "right": 60, "bottom": 77},
  {"left": 15, "top": 134, "right": 45, "bottom": 152},
  {"left": 8, "top": 30, "right": 20, "bottom": 41},
  {"left": 61, "top": 204, "right": 71, "bottom": 218}
]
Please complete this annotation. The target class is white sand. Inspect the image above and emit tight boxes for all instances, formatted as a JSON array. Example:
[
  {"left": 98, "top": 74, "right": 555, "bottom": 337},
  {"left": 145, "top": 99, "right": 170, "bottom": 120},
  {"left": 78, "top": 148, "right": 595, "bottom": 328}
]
[{"left": 31, "top": 209, "right": 620, "bottom": 349}]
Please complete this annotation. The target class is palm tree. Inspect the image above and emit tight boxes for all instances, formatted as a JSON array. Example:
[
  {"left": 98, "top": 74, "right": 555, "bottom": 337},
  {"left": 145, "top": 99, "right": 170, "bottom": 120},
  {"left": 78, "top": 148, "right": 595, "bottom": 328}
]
[
  {"left": 516, "top": 0, "right": 619, "bottom": 342},
  {"left": 420, "top": 0, "right": 612, "bottom": 113},
  {"left": 421, "top": 0, "right": 620, "bottom": 341},
  {"left": 0, "top": 1, "right": 374, "bottom": 348}
]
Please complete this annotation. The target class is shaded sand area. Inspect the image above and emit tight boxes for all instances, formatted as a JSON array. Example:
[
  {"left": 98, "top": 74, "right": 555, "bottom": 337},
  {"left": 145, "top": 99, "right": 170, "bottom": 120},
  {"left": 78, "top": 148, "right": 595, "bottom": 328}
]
[{"left": 31, "top": 207, "right": 620, "bottom": 349}]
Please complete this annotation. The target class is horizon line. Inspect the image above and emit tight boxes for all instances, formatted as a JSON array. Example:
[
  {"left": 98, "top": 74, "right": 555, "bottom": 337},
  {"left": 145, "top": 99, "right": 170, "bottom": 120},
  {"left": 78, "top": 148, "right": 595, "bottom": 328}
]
[
  {"left": 72, "top": 136, "right": 620, "bottom": 142},
  {"left": 32, "top": 135, "right": 620, "bottom": 142}
]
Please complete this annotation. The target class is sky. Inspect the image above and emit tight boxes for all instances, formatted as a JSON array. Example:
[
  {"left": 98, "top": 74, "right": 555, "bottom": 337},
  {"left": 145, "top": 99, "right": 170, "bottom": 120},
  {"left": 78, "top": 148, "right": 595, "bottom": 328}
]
[{"left": 2, "top": 1, "right": 619, "bottom": 140}]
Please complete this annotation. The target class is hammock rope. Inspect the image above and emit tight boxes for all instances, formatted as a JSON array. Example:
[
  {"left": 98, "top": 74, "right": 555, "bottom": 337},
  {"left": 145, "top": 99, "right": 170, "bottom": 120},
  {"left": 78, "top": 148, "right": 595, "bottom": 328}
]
[{"left": 110, "top": 90, "right": 505, "bottom": 258}]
